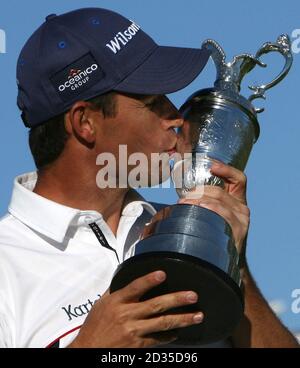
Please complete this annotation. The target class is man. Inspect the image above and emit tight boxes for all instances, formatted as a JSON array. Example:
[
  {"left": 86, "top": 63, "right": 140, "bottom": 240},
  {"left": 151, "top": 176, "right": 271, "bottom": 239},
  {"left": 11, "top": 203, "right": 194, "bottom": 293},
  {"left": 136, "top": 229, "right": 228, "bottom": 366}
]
[{"left": 0, "top": 7, "right": 297, "bottom": 348}]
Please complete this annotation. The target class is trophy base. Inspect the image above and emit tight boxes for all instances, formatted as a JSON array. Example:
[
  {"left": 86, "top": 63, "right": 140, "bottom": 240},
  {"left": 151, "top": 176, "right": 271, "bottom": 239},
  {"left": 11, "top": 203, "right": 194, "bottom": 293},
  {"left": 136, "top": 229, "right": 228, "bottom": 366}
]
[{"left": 110, "top": 251, "right": 244, "bottom": 345}]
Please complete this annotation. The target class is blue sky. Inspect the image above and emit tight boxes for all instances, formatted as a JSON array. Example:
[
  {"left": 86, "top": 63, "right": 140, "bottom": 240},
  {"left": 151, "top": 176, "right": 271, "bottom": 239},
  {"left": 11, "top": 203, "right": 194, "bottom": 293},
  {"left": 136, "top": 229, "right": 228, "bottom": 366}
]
[{"left": 0, "top": 0, "right": 300, "bottom": 334}]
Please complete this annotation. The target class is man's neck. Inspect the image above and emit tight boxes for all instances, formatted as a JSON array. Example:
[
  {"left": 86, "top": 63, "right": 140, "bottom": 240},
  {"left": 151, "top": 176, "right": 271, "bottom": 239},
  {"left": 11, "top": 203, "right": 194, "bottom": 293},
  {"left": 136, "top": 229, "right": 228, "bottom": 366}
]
[{"left": 33, "top": 168, "right": 129, "bottom": 236}]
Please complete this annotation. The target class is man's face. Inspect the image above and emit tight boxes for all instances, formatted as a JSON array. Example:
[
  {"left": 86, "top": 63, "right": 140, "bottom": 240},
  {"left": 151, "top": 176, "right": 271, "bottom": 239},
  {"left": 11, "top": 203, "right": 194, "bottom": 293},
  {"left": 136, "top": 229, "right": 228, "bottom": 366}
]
[{"left": 94, "top": 93, "right": 183, "bottom": 187}]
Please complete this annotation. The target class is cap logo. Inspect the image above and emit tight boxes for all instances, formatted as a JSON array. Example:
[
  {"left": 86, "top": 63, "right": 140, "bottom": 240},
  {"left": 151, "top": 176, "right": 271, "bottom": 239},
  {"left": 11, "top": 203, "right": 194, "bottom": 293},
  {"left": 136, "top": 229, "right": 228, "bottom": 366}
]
[
  {"left": 106, "top": 21, "right": 141, "bottom": 55},
  {"left": 68, "top": 69, "right": 81, "bottom": 78},
  {"left": 50, "top": 53, "right": 104, "bottom": 102},
  {"left": 58, "top": 64, "right": 98, "bottom": 92}
]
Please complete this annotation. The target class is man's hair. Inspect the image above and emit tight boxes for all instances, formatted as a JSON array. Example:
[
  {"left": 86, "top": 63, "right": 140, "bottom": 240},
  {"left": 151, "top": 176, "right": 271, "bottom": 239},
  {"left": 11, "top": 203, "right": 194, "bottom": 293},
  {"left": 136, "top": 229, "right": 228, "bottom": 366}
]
[{"left": 28, "top": 92, "right": 117, "bottom": 170}]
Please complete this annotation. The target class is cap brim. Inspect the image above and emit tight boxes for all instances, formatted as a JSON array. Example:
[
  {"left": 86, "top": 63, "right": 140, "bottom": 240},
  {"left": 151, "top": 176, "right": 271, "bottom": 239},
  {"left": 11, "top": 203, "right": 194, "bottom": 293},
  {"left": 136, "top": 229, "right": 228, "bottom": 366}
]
[{"left": 114, "top": 46, "right": 210, "bottom": 95}]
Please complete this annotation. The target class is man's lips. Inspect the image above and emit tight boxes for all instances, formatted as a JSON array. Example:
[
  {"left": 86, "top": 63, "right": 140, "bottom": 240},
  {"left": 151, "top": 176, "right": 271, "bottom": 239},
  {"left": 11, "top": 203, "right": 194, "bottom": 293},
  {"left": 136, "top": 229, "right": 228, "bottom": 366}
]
[{"left": 166, "top": 148, "right": 177, "bottom": 156}]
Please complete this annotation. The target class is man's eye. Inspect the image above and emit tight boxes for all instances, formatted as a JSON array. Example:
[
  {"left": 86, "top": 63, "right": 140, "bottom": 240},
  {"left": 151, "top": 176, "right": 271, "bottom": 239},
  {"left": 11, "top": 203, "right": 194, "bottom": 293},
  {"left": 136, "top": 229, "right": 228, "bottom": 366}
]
[
  {"left": 146, "top": 103, "right": 162, "bottom": 116},
  {"left": 143, "top": 97, "right": 180, "bottom": 120},
  {"left": 144, "top": 98, "right": 164, "bottom": 112},
  {"left": 144, "top": 99, "right": 159, "bottom": 109}
]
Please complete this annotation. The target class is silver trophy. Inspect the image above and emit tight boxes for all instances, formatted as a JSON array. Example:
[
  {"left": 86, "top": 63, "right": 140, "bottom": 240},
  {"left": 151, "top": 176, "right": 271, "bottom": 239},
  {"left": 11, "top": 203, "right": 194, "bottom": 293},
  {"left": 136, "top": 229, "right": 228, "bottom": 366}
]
[{"left": 110, "top": 35, "right": 293, "bottom": 345}]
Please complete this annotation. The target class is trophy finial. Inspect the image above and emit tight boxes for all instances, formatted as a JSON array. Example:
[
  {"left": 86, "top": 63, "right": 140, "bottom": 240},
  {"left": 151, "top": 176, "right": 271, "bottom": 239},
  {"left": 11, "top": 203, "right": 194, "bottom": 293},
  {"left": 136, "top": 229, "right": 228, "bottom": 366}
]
[
  {"left": 202, "top": 39, "right": 266, "bottom": 95},
  {"left": 202, "top": 34, "right": 293, "bottom": 114}
]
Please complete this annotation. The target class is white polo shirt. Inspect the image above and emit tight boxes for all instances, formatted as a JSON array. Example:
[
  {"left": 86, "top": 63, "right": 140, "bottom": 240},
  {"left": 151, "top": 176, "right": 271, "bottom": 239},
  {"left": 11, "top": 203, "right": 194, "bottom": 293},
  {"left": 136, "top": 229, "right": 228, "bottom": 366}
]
[{"left": 0, "top": 172, "right": 156, "bottom": 348}]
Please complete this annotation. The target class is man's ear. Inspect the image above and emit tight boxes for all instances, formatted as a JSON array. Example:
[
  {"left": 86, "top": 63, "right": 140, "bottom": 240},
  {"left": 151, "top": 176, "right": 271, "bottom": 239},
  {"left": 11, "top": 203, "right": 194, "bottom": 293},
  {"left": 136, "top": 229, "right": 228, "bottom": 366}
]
[{"left": 65, "top": 101, "right": 98, "bottom": 144}]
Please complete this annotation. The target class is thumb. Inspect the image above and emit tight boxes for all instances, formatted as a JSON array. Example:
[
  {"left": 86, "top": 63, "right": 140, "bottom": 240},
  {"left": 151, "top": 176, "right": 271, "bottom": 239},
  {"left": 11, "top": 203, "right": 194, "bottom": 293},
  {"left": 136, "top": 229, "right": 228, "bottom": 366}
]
[{"left": 210, "top": 161, "right": 247, "bottom": 202}]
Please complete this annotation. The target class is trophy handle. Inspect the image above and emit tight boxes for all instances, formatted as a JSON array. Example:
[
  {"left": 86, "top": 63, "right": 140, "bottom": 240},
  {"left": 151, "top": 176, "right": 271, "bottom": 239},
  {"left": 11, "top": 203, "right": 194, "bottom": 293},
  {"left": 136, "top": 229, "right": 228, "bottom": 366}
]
[{"left": 248, "top": 34, "right": 293, "bottom": 113}]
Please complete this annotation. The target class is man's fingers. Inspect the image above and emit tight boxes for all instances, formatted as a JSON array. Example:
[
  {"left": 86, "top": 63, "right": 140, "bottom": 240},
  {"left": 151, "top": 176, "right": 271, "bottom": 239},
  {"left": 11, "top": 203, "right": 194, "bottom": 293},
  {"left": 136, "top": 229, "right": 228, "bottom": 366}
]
[
  {"left": 134, "top": 290, "right": 199, "bottom": 318},
  {"left": 202, "top": 186, "right": 249, "bottom": 215},
  {"left": 194, "top": 199, "right": 240, "bottom": 228},
  {"left": 116, "top": 271, "right": 167, "bottom": 302},
  {"left": 210, "top": 161, "right": 247, "bottom": 201},
  {"left": 179, "top": 195, "right": 249, "bottom": 251},
  {"left": 136, "top": 311, "right": 204, "bottom": 336},
  {"left": 210, "top": 161, "right": 247, "bottom": 185},
  {"left": 179, "top": 187, "right": 250, "bottom": 216}
]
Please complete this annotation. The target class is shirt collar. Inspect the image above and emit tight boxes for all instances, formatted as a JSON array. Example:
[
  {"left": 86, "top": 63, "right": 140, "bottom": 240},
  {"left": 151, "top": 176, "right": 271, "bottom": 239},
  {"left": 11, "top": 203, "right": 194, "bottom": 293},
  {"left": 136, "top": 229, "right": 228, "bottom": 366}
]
[{"left": 8, "top": 172, "right": 156, "bottom": 243}]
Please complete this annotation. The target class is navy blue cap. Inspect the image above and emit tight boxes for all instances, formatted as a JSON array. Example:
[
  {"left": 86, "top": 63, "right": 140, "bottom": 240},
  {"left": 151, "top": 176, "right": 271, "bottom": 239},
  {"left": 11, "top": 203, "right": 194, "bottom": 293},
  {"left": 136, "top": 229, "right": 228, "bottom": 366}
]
[{"left": 17, "top": 8, "right": 210, "bottom": 128}]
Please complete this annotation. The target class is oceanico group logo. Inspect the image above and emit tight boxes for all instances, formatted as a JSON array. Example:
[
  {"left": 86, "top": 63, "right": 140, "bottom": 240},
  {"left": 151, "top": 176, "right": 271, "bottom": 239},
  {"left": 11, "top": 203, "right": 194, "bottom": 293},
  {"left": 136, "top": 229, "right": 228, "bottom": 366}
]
[
  {"left": 58, "top": 63, "right": 99, "bottom": 92},
  {"left": 0, "top": 29, "right": 6, "bottom": 54}
]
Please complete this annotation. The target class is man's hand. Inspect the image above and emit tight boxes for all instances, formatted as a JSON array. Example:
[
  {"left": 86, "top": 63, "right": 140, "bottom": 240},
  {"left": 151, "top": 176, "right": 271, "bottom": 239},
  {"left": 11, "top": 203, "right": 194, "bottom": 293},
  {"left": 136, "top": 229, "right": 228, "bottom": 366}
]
[
  {"left": 176, "top": 161, "right": 298, "bottom": 348},
  {"left": 68, "top": 271, "right": 203, "bottom": 348},
  {"left": 178, "top": 161, "right": 249, "bottom": 254}
]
